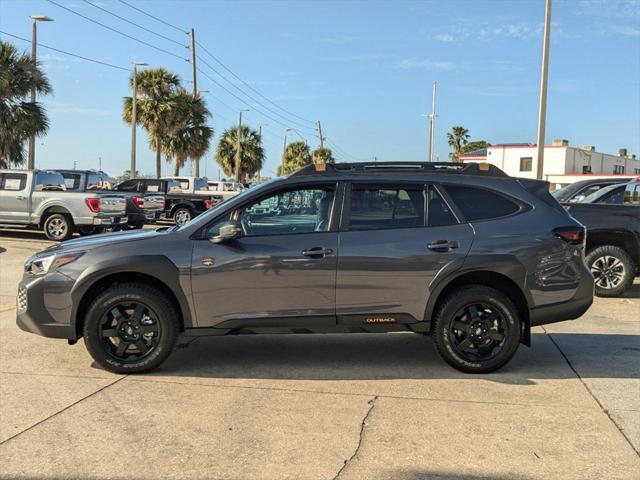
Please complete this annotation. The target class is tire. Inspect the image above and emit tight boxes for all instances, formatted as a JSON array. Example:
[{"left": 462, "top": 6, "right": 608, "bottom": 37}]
[
  {"left": 43, "top": 213, "right": 74, "bottom": 241},
  {"left": 83, "top": 283, "right": 179, "bottom": 374},
  {"left": 173, "top": 207, "right": 192, "bottom": 226},
  {"left": 126, "top": 221, "right": 144, "bottom": 230},
  {"left": 77, "top": 226, "right": 98, "bottom": 236},
  {"left": 586, "top": 245, "right": 635, "bottom": 297},
  {"left": 432, "top": 285, "right": 522, "bottom": 374}
]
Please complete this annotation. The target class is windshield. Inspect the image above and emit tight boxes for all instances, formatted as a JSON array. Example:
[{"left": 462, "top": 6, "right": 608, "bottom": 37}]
[
  {"left": 580, "top": 183, "right": 624, "bottom": 203},
  {"left": 175, "top": 180, "right": 277, "bottom": 231}
]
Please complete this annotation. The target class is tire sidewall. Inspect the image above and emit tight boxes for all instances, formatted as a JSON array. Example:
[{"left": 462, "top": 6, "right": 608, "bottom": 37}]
[
  {"left": 435, "top": 287, "right": 521, "bottom": 373},
  {"left": 173, "top": 207, "right": 192, "bottom": 225},
  {"left": 44, "top": 213, "right": 73, "bottom": 241},
  {"left": 83, "top": 287, "right": 177, "bottom": 373}
]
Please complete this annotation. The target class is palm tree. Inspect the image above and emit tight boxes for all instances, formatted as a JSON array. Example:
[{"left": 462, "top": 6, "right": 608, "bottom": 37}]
[
  {"left": 161, "top": 91, "right": 213, "bottom": 175},
  {"left": 278, "top": 141, "right": 311, "bottom": 176},
  {"left": 123, "top": 68, "right": 180, "bottom": 178},
  {"left": 447, "top": 126, "right": 470, "bottom": 162},
  {"left": 215, "top": 125, "right": 264, "bottom": 181},
  {"left": 0, "top": 41, "right": 52, "bottom": 168},
  {"left": 312, "top": 147, "right": 335, "bottom": 165}
]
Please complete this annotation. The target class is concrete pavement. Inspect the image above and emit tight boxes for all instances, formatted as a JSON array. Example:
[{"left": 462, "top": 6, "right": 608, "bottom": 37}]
[{"left": 0, "top": 229, "right": 638, "bottom": 479}]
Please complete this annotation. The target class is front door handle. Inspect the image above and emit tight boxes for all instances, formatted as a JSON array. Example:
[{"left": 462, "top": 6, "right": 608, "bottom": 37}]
[
  {"left": 427, "top": 240, "right": 459, "bottom": 251},
  {"left": 15, "top": 195, "right": 26, "bottom": 200},
  {"left": 302, "top": 247, "right": 333, "bottom": 258}
]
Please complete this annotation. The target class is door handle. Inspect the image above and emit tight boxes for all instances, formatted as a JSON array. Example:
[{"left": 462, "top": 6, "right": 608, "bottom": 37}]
[
  {"left": 15, "top": 195, "right": 26, "bottom": 200},
  {"left": 427, "top": 240, "right": 459, "bottom": 251},
  {"left": 302, "top": 247, "right": 333, "bottom": 258}
]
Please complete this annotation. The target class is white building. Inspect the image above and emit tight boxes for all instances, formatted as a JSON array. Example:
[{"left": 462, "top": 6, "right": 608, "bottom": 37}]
[{"left": 460, "top": 140, "right": 640, "bottom": 187}]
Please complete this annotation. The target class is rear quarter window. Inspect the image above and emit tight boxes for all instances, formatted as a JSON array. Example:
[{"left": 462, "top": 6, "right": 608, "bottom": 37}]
[{"left": 445, "top": 185, "right": 520, "bottom": 221}]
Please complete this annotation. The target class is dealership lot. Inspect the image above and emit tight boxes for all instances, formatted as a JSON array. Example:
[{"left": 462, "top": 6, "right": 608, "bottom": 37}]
[{"left": 0, "top": 230, "right": 638, "bottom": 480}]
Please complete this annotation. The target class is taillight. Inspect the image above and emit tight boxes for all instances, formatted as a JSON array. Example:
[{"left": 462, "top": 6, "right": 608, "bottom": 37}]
[
  {"left": 85, "top": 197, "right": 100, "bottom": 213},
  {"left": 132, "top": 196, "right": 144, "bottom": 209},
  {"left": 554, "top": 227, "right": 585, "bottom": 246},
  {"left": 204, "top": 199, "right": 213, "bottom": 209}
]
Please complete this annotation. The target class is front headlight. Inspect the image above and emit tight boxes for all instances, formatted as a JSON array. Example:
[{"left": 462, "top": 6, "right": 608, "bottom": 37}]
[{"left": 26, "top": 252, "right": 84, "bottom": 275}]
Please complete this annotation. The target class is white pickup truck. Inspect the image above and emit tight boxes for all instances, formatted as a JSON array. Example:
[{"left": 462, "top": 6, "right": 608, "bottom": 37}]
[{"left": 0, "top": 169, "right": 127, "bottom": 241}]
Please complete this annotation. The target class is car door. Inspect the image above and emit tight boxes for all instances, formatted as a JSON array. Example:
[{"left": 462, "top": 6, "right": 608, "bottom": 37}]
[
  {"left": 0, "top": 172, "right": 30, "bottom": 224},
  {"left": 336, "top": 183, "right": 474, "bottom": 324},
  {"left": 190, "top": 183, "right": 339, "bottom": 329}
]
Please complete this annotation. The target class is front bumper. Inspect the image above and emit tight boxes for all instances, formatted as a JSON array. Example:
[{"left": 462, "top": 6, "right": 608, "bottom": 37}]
[{"left": 16, "top": 275, "right": 75, "bottom": 339}]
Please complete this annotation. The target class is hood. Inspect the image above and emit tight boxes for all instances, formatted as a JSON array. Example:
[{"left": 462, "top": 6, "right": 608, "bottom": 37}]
[{"left": 41, "top": 227, "right": 172, "bottom": 256}]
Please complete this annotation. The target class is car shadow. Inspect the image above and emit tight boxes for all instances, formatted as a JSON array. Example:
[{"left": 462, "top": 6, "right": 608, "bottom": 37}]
[
  {"left": 147, "top": 331, "right": 640, "bottom": 384},
  {"left": 620, "top": 282, "right": 640, "bottom": 299}
]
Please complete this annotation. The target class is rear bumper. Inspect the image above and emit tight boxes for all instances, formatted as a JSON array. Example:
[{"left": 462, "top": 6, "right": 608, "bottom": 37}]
[
  {"left": 529, "top": 275, "right": 594, "bottom": 326},
  {"left": 16, "top": 277, "right": 74, "bottom": 339}
]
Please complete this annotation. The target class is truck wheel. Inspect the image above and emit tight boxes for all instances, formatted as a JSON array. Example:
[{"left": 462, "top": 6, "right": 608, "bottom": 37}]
[
  {"left": 432, "top": 285, "right": 521, "bottom": 374},
  {"left": 77, "top": 226, "right": 98, "bottom": 236},
  {"left": 43, "top": 213, "right": 74, "bottom": 241},
  {"left": 83, "top": 283, "right": 179, "bottom": 374},
  {"left": 173, "top": 207, "right": 192, "bottom": 226},
  {"left": 586, "top": 245, "right": 634, "bottom": 297}
]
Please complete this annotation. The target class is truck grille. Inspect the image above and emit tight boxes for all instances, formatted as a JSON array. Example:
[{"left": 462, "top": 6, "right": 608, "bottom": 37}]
[{"left": 17, "top": 286, "right": 27, "bottom": 312}]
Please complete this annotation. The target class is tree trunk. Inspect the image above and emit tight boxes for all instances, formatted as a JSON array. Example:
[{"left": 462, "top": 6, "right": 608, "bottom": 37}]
[
  {"left": 155, "top": 139, "right": 162, "bottom": 179},
  {"left": 173, "top": 161, "right": 180, "bottom": 176}
]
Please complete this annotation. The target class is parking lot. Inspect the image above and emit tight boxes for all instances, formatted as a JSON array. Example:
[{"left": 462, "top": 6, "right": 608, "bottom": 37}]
[{"left": 0, "top": 229, "right": 638, "bottom": 480}]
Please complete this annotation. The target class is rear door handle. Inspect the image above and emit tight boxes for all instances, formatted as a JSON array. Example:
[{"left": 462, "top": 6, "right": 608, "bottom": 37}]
[
  {"left": 15, "top": 195, "right": 26, "bottom": 200},
  {"left": 427, "top": 240, "right": 459, "bottom": 251},
  {"left": 302, "top": 247, "right": 333, "bottom": 258}
]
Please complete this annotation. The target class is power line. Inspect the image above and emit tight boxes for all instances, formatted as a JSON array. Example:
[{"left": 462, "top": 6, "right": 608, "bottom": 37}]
[
  {"left": 197, "top": 55, "right": 317, "bottom": 134},
  {"left": 82, "top": 0, "right": 187, "bottom": 48},
  {"left": 0, "top": 30, "right": 129, "bottom": 71},
  {"left": 117, "top": 0, "right": 186, "bottom": 35},
  {"left": 324, "top": 137, "right": 364, "bottom": 162},
  {"left": 46, "top": 0, "right": 188, "bottom": 61},
  {"left": 196, "top": 41, "right": 316, "bottom": 126}
]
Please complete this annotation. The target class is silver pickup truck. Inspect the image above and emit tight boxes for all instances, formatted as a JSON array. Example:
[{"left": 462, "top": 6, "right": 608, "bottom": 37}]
[{"left": 0, "top": 169, "right": 127, "bottom": 241}]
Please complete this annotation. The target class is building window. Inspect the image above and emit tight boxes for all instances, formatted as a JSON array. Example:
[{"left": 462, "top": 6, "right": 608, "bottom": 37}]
[
  {"left": 634, "top": 168, "right": 640, "bottom": 174},
  {"left": 582, "top": 165, "right": 592, "bottom": 174},
  {"left": 519, "top": 157, "right": 533, "bottom": 172},
  {"left": 614, "top": 165, "right": 625, "bottom": 174}
]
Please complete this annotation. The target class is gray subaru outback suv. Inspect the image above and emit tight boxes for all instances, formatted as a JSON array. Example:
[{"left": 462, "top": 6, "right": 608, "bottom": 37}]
[{"left": 17, "top": 162, "right": 594, "bottom": 374}]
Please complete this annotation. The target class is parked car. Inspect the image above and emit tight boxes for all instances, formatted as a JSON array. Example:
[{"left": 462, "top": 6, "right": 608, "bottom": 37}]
[
  {"left": 207, "top": 180, "right": 243, "bottom": 203},
  {"left": 578, "top": 182, "right": 627, "bottom": 205},
  {"left": 17, "top": 162, "right": 593, "bottom": 374},
  {"left": 56, "top": 170, "right": 165, "bottom": 231},
  {"left": 0, "top": 169, "right": 127, "bottom": 241},
  {"left": 115, "top": 178, "right": 214, "bottom": 225},
  {"left": 161, "top": 176, "right": 211, "bottom": 195},
  {"left": 564, "top": 178, "right": 640, "bottom": 297},
  {"left": 551, "top": 177, "right": 631, "bottom": 203}
]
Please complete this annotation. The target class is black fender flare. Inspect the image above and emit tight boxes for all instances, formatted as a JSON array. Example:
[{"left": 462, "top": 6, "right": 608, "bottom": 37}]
[{"left": 69, "top": 255, "right": 194, "bottom": 336}]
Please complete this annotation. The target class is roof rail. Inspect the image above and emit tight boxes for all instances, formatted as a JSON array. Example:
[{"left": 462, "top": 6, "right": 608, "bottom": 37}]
[{"left": 289, "top": 161, "right": 508, "bottom": 178}]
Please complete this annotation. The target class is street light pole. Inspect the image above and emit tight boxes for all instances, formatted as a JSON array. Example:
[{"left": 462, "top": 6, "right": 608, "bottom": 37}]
[
  {"left": 235, "top": 109, "right": 249, "bottom": 182},
  {"left": 535, "top": 0, "right": 552, "bottom": 180},
  {"left": 130, "top": 61, "right": 148, "bottom": 179},
  {"left": 28, "top": 15, "right": 53, "bottom": 170}
]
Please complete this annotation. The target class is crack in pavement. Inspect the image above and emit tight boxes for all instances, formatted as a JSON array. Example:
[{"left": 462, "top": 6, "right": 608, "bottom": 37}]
[
  {"left": 332, "top": 395, "right": 378, "bottom": 480},
  {"left": 542, "top": 326, "right": 639, "bottom": 457},
  {"left": 0, "top": 375, "right": 128, "bottom": 446}
]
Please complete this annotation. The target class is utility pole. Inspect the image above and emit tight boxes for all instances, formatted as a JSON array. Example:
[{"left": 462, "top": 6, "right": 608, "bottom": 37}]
[
  {"left": 28, "top": 15, "right": 53, "bottom": 169},
  {"left": 189, "top": 28, "right": 201, "bottom": 176},
  {"left": 130, "top": 61, "right": 147, "bottom": 179},
  {"left": 98, "top": 156, "right": 101, "bottom": 171},
  {"left": 316, "top": 121, "right": 324, "bottom": 148},
  {"left": 428, "top": 81, "right": 437, "bottom": 163},
  {"left": 535, "top": 0, "right": 552, "bottom": 180},
  {"left": 282, "top": 129, "right": 291, "bottom": 175},
  {"left": 235, "top": 109, "right": 249, "bottom": 182}
]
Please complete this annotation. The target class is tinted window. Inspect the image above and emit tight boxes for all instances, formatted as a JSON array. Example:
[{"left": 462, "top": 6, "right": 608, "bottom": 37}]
[
  {"left": 1, "top": 173, "right": 27, "bottom": 191},
  {"left": 116, "top": 180, "right": 139, "bottom": 192},
  {"left": 446, "top": 185, "right": 520, "bottom": 221},
  {"left": 34, "top": 172, "right": 65, "bottom": 191},
  {"left": 194, "top": 178, "right": 209, "bottom": 192},
  {"left": 239, "top": 186, "right": 335, "bottom": 236},
  {"left": 141, "top": 180, "right": 162, "bottom": 193},
  {"left": 60, "top": 173, "right": 81, "bottom": 190},
  {"left": 597, "top": 186, "right": 625, "bottom": 204},
  {"left": 427, "top": 186, "right": 457, "bottom": 227},
  {"left": 87, "top": 173, "right": 112, "bottom": 190},
  {"left": 348, "top": 185, "right": 424, "bottom": 231}
]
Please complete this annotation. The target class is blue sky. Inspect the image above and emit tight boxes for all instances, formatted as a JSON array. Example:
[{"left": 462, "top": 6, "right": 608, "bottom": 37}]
[{"left": 1, "top": 0, "right": 639, "bottom": 178}]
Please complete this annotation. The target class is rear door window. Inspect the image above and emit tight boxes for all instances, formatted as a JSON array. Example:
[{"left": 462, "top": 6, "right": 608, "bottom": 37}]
[
  {"left": 347, "top": 185, "right": 425, "bottom": 231},
  {"left": 116, "top": 180, "right": 139, "bottom": 192},
  {"left": 427, "top": 186, "right": 458, "bottom": 227},
  {"left": 445, "top": 185, "right": 520, "bottom": 221},
  {"left": 60, "top": 173, "right": 81, "bottom": 190},
  {"left": 1, "top": 173, "right": 27, "bottom": 191}
]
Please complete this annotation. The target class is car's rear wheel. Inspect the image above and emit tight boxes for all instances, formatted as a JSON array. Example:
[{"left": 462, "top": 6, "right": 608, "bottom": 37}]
[
  {"left": 586, "top": 245, "right": 634, "bottom": 297},
  {"left": 43, "top": 213, "right": 74, "bottom": 241},
  {"left": 83, "top": 283, "right": 179, "bottom": 374},
  {"left": 173, "top": 207, "right": 192, "bottom": 226},
  {"left": 432, "top": 285, "right": 521, "bottom": 373}
]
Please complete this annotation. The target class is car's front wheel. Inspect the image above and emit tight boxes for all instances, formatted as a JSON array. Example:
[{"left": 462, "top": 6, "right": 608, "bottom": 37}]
[
  {"left": 83, "top": 283, "right": 179, "bottom": 374},
  {"left": 586, "top": 245, "right": 634, "bottom": 297},
  {"left": 432, "top": 285, "right": 522, "bottom": 373}
]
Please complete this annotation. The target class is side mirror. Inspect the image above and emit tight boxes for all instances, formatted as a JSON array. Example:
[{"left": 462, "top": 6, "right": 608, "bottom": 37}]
[{"left": 211, "top": 221, "right": 243, "bottom": 244}]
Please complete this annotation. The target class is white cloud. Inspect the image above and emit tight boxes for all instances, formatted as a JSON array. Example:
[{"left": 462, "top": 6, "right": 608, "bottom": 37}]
[
  {"left": 395, "top": 59, "right": 456, "bottom": 70},
  {"left": 609, "top": 24, "right": 640, "bottom": 36},
  {"left": 46, "top": 101, "right": 110, "bottom": 116},
  {"left": 433, "top": 33, "right": 458, "bottom": 42}
]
